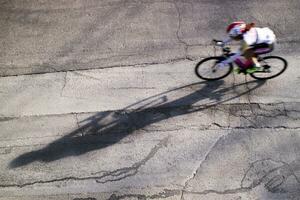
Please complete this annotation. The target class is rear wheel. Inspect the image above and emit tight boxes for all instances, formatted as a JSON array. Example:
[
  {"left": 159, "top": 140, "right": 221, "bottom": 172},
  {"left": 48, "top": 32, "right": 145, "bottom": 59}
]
[
  {"left": 195, "top": 57, "right": 233, "bottom": 81},
  {"left": 250, "top": 56, "right": 287, "bottom": 80}
]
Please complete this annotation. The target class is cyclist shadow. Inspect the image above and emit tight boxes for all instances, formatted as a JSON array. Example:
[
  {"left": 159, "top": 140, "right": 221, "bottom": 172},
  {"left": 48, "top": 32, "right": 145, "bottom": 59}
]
[{"left": 10, "top": 79, "right": 266, "bottom": 168}]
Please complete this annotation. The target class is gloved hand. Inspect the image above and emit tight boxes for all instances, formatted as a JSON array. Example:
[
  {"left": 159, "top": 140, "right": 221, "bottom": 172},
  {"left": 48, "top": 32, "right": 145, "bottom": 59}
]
[{"left": 216, "top": 41, "right": 224, "bottom": 47}]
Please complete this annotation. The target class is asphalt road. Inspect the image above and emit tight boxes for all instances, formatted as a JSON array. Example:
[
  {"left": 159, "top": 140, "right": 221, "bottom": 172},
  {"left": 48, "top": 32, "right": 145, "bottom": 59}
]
[{"left": 0, "top": 0, "right": 300, "bottom": 199}]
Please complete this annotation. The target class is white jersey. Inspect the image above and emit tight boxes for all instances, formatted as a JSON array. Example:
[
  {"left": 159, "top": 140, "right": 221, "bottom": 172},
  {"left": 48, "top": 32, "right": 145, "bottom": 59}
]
[{"left": 243, "top": 27, "right": 276, "bottom": 45}]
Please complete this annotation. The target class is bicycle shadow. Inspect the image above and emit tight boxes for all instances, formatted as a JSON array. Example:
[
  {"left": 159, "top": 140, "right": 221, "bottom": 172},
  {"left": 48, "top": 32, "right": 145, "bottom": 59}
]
[{"left": 9, "top": 79, "right": 266, "bottom": 168}]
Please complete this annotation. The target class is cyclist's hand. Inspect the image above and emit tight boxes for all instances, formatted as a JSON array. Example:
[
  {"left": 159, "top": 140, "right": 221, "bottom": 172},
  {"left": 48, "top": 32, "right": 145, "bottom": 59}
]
[
  {"left": 216, "top": 41, "right": 224, "bottom": 47},
  {"left": 212, "top": 39, "right": 224, "bottom": 47}
]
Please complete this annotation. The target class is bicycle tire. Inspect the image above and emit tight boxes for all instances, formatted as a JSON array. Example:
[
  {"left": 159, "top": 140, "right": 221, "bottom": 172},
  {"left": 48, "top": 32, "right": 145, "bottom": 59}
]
[
  {"left": 195, "top": 57, "right": 233, "bottom": 81},
  {"left": 250, "top": 56, "right": 288, "bottom": 80}
]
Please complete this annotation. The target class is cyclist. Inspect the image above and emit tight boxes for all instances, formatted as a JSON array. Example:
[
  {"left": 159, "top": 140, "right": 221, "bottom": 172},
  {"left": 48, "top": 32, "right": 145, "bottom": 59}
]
[{"left": 217, "top": 21, "right": 276, "bottom": 73}]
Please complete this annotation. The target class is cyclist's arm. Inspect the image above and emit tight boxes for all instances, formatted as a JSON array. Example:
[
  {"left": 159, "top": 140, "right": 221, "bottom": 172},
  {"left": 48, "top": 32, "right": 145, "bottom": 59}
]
[
  {"left": 240, "top": 40, "right": 251, "bottom": 53},
  {"left": 222, "top": 37, "right": 232, "bottom": 45}
]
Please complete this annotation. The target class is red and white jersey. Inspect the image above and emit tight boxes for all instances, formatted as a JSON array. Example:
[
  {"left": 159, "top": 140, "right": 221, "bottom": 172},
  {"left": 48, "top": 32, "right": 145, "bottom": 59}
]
[{"left": 243, "top": 27, "right": 276, "bottom": 45}]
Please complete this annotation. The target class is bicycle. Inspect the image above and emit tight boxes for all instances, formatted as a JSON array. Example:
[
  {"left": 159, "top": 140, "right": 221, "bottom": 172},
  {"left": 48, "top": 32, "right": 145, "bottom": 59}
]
[{"left": 195, "top": 39, "right": 288, "bottom": 81}]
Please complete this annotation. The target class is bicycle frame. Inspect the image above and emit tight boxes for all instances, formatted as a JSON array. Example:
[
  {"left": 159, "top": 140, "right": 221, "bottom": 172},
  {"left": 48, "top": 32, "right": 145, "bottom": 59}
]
[{"left": 219, "top": 45, "right": 253, "bottom": 69}]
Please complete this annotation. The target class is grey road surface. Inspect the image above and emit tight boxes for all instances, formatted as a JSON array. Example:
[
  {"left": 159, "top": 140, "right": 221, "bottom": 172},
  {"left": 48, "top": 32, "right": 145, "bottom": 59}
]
[{"left": 0, "top": 0, "right": 300, "bottom": 199}]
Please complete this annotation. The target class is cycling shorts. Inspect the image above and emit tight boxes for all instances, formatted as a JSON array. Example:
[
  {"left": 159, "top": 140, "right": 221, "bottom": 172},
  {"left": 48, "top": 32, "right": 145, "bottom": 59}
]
[{"left": 250, "top": 43, "right": 274, "bottom": 55}]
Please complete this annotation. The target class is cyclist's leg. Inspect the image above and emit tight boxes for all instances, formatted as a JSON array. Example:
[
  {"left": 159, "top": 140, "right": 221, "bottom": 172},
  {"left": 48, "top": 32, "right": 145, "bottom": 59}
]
[
  {"left": 243, "top": 48, "right": 258, "bottom": 68},
  {"left": 246, "top": 43, "right": 274, "bottom": 68}
]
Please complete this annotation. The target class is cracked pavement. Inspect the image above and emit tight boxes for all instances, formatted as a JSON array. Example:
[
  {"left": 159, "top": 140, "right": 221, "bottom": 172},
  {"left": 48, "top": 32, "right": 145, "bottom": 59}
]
[{"left": 1, "top": 0, "right": 300, "bottom": 199}]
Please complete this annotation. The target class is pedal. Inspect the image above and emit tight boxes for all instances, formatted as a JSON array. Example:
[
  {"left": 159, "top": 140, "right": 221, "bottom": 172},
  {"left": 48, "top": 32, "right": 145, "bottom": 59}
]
[
  {"left": 234, "top": 68, "right": 246, "bottom": 74},
  {"left": 262, "top": 65, "right": 271, "bottom": 73},
  {"left": 263, "top": 65, "right": 271, "bottom": 69}
]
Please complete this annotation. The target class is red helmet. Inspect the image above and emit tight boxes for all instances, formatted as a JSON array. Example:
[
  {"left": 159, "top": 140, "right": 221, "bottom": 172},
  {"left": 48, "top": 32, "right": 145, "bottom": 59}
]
[{"left": 226, "top": 21, "right": 246, "bottom": 38}]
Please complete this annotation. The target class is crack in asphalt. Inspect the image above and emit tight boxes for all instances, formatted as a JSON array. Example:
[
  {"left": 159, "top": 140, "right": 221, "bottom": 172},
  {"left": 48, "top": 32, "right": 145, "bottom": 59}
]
[
  {"left": 110, "top": 87, "right": 156, "bottom": 90},
  {"left": 106, "top": 184, "right": 252, "bottom": 200},
  {"left": 74, "top": 114, "right": 84, "bottom": 136},
  {"left": 0, "top": 57, "right": 195, "bottom": 78},
  {"left": 60, "top": 72, "right": 68, "bottom": 97},
  {"left": 244, "top": 77, "right": 259, "bottom": 128},
  {"left": 94, "top": 136, "right": 169, "bottom": 184},
  {"left": 0, "top": 0, "right": 177, "bottom": 13},
  {"left": 106, "top": 154, "right": 300, "bottom": 199},
  {"left": 180, "top": 158, "right": 300, "bottom": 197},
  {"left": 104, "top": 166, "right": 300, "bottom": 200},
  {"left": 180, "top": 134, "right": 225, "bottom": 200},
  {"left": 1, "top": 126, "right": 299, "bottom": 149},
  {"left": 107, "top": 189, "right": 180, "bottom": 200},
  {"left": 0, "top": 137, "right": 169, "bottom": 188},
  {"left": 241, "top": 158, "right": 300, "bottom": 192},
  {"left": 79, "top": 171, "right": 300, "bottom": 200},
  {"left": 0, "top": 116, "right": 16, "bottom": 122},
  {"left": 70, "top": 71, "right": 105, "bottom": 82},
  {"left": 183, "top": 187, "right": 252, "bottom": 196},
  {"left": 2, "top": 102, "right": 299, "bottom": 119},
  {"left": 141, "top": 124, "right": 300, "bottom": 132},
  {"left": 173, "top": 0, "right": 189, "bottom": 61}
]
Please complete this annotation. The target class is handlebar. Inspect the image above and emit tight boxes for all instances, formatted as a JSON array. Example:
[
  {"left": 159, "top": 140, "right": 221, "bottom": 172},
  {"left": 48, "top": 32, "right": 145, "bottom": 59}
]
[
  {"left": 212, "top": 39, "right": 222, "bottom": 43},
  {"left": 212, "top": 39, "right": 224, "bottom": 46},
  {"left": 212, "top": 39, "right": 231, "bottom": 54}
]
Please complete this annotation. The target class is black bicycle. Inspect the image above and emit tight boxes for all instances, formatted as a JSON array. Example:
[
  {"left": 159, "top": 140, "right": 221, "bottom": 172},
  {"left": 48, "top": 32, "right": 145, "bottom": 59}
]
[{"left": 195, "top": 40, "right": 288, "bottom": 81}]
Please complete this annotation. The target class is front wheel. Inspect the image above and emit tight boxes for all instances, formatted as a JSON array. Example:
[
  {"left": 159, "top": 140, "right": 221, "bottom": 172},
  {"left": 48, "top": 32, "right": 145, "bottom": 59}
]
[
  {"left": 250, "top": 56, "right": 288, "bottom": 80},
  {"left": 195, "top": 57, "right": 233, "bottom": 81}
]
